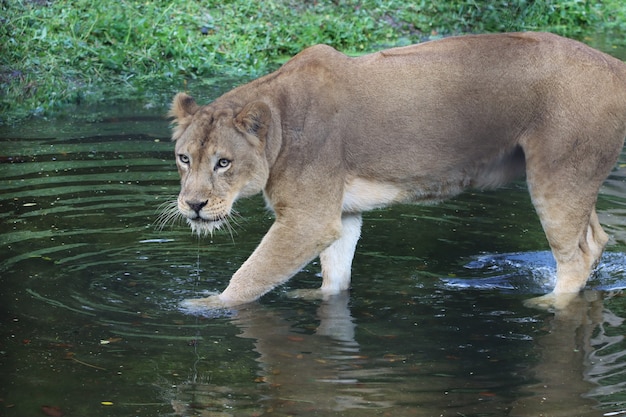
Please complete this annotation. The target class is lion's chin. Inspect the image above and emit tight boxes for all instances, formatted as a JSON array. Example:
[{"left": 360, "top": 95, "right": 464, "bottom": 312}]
[{"left": 187, "top": 218, "right": 223, "bottom": 237}]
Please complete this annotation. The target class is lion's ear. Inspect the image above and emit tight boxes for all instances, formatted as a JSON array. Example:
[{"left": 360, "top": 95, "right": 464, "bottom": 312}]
[
  {"left": 234, "top": 101, "right": 271, "bottom": 144},
  {"left": 169, "top": 93, "right": 199, "bottom": 141},
  {"left": 170, "top": 93, "right": 199, "bottom": 119}
]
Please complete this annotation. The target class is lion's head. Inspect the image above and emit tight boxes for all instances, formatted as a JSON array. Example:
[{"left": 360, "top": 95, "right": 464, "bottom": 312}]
[{"left": 167, "top": 93, "right": 272, "bottom": 236}]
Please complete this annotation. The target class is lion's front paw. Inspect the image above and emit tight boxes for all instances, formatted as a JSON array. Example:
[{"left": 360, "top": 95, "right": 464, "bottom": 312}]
[{"left": 180, "top": 294, "right": 230, "bottom": 315}]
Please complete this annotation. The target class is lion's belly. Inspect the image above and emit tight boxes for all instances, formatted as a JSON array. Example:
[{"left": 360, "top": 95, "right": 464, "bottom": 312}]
[
  {"left": 342, "top": 178, "right": 404, "bottom": 212},
  {"left": 341, "top": 176, "right": 472, "bottom": 213}
]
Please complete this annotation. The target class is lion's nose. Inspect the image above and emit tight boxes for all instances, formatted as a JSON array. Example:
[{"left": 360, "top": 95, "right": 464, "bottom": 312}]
[{"left": 186, "top": 200, "right": 208, "bottom": 215}]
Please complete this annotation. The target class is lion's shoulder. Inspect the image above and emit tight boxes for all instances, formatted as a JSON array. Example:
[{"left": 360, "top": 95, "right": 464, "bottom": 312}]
[{"left": 280, "top": 44, "right": 346, "bottom": 72}]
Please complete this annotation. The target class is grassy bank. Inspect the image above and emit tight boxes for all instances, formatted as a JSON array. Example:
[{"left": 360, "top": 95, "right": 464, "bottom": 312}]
[{"left": 2, "top": 0, "right": 625, "bottom": 124}]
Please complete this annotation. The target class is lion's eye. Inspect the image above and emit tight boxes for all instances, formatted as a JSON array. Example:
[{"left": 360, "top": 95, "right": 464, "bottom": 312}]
[
  {"left": 178, "top": 154, "right": 190, "bottom": 164},
  {"left": 215, "top": 158, "right": 231, "bottom": 170}
]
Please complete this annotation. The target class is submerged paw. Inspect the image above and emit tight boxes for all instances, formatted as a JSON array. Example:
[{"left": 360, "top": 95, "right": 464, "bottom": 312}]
[
  {"left": 287, "top": 288, "right": 349, "bottom": 301},
  {"left": 523, "top": 292, "right": 581, "bottom": 311},
  {"left": 180, "top": 294, "right": 229, "bottom": 313}
]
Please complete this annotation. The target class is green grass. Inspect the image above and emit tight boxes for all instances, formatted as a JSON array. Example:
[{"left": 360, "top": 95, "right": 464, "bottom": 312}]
[{"left": 2, "top": 0, "right": 625, "bottom": 124}]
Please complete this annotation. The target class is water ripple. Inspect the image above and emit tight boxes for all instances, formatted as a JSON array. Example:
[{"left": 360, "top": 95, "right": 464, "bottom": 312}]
[{"left": 442, "top": 251, "right": 626, "bottom": 294}]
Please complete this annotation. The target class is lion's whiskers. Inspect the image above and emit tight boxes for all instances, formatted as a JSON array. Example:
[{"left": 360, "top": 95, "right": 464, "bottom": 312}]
[
  {"left": 222, "top": 209, "right": 241, "bottom": 242},
  {"left": 155, "top": 199, "right": 183, "bottom": 231}
]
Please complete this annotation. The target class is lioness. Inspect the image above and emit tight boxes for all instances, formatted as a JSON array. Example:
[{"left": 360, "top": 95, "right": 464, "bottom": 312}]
[{"left": 170, "top": 32, "right": 626, "bottom": 310}]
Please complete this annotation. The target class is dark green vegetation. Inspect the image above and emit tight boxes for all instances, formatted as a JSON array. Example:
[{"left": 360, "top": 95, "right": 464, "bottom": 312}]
[{"left": 2, "top": 0, "right": 626, "bottom": 124}]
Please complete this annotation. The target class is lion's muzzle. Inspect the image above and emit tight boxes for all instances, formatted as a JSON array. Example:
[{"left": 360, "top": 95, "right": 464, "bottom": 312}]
[
  {"left": 186, "top": 199, "right": 208, "bottom": 217},
  {"left": 178, "top": 196, "right": 232, "bottom": 236}
]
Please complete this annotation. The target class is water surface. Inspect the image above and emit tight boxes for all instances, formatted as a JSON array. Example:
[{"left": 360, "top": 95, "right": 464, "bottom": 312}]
[{"left": 2, "top": 63, "right": 626, "bottom": 417}]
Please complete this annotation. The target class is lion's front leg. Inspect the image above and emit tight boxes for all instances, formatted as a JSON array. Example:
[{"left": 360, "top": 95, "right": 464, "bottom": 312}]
[{"left": 184, "top": 217, "right": 342, "bottom": 309}]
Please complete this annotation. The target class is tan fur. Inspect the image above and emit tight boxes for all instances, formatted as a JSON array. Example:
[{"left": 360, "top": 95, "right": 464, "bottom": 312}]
[{"left": 170, "top": 32, "right": 626, "bottom": 310}]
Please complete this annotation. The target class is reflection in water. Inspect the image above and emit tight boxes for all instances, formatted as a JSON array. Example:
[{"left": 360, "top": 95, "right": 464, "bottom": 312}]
[
  {"left": 170, "top": 290, "right": 626, "bottom": 417},
  {"left": 173, "top": 294, "right": 395, "bottom": 416},
  {"left": 235, "top": 294, "right": 393, "bottom": 413},
  {"left": 512, "top": 291, "right": 626, "bottom": 417}
]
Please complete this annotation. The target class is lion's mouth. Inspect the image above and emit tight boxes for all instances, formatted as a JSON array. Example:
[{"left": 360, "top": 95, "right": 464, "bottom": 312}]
[
  {"left": 186, "top": 214, "right": 228, "bottom": 237},
  {"left": 187, "top": 215, "right": 226, "bottom": 224}
]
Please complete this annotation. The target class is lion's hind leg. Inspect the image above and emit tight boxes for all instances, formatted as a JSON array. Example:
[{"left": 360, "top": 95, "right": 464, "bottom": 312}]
[
  {"left": 526, "top": 203, "right": 609, "bottom": 309},
  {"left": 524, "top": 153, "right": 611, "bottom": 309},
  {"left": 549, "top": 207, "right": 608, "bottom": 293}
]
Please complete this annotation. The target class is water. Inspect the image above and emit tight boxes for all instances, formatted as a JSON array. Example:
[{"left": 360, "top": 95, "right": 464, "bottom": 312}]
[{"left": 3, "top": 73, "right": 626, "bottom": 417}]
